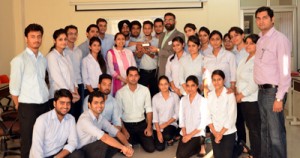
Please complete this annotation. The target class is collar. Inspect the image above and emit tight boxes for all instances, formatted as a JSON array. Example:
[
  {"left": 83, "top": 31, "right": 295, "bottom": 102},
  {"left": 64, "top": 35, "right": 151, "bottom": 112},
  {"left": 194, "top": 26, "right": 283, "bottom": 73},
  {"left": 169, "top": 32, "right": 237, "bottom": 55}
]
[
  {"left": 259, "top": 26, "right": 276, "bottom": 38},
  {"left": 165, "top": 29, "right": 176, "bottom": 36},
  {"left": 26, "top": 47, "right": 42, "bottom": 58},
  {"left": 88, "top": 109, "right": 101, "bottom": 121},
  {"left": 50, "top": 109, "right": 70, "bottom": 121}
]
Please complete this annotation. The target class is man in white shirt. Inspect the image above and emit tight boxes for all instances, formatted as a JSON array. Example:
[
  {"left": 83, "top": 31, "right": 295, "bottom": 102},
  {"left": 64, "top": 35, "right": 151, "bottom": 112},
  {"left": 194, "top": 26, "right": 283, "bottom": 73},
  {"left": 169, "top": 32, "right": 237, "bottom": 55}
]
[
  {"left": 96, "top": 18, "right": 114, "bottom": 59},
  {"left": 77, "top": 91, "right": 134, "bottom": 158},
  {"left": 116, "top": 66, "right": 155, "bottom": 153},
  {"left": 78, "top": 24, "right": 99, "bottom": 58},
  {"left": 30, "top": 89, "right": 82, "bottom": 158},
  {"left": 9, "top": 23, "right": 50, "bottom": 158},
  {"left": 64, "top": 25, "right": 84, "bottom": 121}
]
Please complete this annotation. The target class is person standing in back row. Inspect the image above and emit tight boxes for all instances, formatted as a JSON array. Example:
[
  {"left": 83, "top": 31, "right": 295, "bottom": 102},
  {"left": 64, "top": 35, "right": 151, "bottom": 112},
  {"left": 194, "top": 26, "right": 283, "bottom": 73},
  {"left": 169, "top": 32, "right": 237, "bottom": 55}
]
[
  {"left": 254, "top": 6, "right": 291, "bottom": 158},
  {"left": 150, "top": 12, "right": 185, "bottom": 77},
  {"left": 10, "top": 23, "right": 50, "bottom": 158}
]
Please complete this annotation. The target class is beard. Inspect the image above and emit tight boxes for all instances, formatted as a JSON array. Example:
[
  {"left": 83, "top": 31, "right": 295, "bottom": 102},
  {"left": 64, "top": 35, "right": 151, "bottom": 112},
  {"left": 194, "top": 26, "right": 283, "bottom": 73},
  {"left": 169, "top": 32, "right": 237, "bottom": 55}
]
[{"left": 165, "top": 24, "right": 175, "bottom": 31}]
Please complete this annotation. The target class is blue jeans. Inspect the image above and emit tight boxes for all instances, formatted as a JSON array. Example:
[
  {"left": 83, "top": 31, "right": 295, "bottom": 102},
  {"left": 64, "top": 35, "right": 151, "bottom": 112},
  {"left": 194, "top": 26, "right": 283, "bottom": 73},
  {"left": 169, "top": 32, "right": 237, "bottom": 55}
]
[{"left": 258, "top": 87, "right": 287, "bottom": 158}]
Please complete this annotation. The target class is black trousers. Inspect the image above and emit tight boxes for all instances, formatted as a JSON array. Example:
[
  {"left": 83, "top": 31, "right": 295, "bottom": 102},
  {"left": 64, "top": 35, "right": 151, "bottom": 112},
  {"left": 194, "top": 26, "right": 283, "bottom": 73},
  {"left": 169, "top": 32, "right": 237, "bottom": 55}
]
[
  {"left": 72, "top": 140, "right": 110, "bottom": 158},
  {"left": 240, "top": 101, "right": 261, "bottom": 158},
  {"left": 153, "top": 125, "right": 177, "bottom": 151},
  {"left": 46, "top": 149, "right": 84, "bottom": 158},
  {"left": 236, "top": 103, "right": 246, "bottom": 143},
  {"left": 211, "top": 132, "right": 236, "bottom": 158},
  {"left": 176, "top": 136, "right": 202, "bottom": 158},
  {"left": 18, "top": 102, "right": 50, "bottom": 158},
  {"left": 138, "top": 69, "right": 158, "bottom": 97},
  {"left": 123, "top": 120, "right": 155, "bottom": 153}
]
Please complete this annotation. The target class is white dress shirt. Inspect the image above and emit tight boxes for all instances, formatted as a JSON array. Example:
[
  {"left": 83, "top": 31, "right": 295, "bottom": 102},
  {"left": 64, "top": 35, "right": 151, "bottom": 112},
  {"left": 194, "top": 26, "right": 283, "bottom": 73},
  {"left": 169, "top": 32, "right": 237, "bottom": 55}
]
[
  {"left": 165, "top": 52, "right": 188, "bottom": 90},
  {"left": 152, "top": 91, "right": 180, "bottom": 131},
  {"left": 139, "top": 36, "right": 159, "bottom": 70},
  {"left": 47, "top": 49, "right": 77, "bottom": 99},
  {"left": 179, "top": 53, "right": 204, "bottom": 86},
  {"left": 179, "top": 93, "right": 208, "bottom": 137},
  {"left": 65, "top": 46, "right": 83, "bottom": 84},
  {"left": 203, "top": 48, "right": 236, "bottom": 90},
  {"left": 82, "top": 53, "right": 105, "bottom": 89},
  {"left": 30, "top": 109, "right": 78, "bottom": 157},
  {"left": 116, "top": 84, "right": 152, "bottom": 123},
  {"left": 83, "top": 95, "right": 122, "bottom": 126},
  {"left": 207, "top": 87, "right": 237, "bottom": 135},
  {"left": 236, "top": 55, "right": 258, "bottom": 102},
  {"left": 9, "top": 48, "right": 49, "bottom": 103},
  {"left": 106, "top": 47, "right": 137, "bottom": 79},
  {"left": 200, "top": 44, "right": 213, "bottom": 57},
  {"left": 77, "top": 110, "right": 119, "bottom": 148}
]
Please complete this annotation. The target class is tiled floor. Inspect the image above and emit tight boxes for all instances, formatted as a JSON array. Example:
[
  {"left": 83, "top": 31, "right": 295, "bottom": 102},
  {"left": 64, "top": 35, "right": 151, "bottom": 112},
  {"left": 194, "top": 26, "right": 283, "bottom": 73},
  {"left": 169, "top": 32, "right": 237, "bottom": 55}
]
[{"left": 1, "top": 119, "right": 299, "bottom": 158}]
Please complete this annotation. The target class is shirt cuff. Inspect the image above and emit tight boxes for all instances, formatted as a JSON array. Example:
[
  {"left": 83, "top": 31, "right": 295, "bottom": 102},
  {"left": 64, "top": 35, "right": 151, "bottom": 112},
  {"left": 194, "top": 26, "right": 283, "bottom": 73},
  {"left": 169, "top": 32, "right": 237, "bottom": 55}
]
[{"left": 63, "top": 144, "right": 76, "bottom": 153}]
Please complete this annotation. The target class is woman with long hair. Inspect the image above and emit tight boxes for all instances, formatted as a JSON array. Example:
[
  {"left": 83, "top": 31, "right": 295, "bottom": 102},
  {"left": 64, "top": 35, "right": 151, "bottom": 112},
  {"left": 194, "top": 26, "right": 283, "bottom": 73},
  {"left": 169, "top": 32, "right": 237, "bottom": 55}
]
[
  {"left": 152, "top": 75, "right": 180, "bottom": 151},
  {"left": 165, "top": 36, "right": 188, "bottom": 96},
  {"left": 176, "top": 75, "right": 208, "bottom": 158},
  {"left": 82, "top": 36, "right": 107, "bottom": 94}
]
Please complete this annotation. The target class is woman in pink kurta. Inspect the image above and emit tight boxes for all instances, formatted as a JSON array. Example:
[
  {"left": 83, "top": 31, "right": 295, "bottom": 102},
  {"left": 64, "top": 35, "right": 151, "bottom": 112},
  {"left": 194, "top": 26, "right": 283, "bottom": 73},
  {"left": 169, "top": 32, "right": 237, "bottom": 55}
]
[{"left": 107, "top": 33, "right": 137, "bottom": 96}]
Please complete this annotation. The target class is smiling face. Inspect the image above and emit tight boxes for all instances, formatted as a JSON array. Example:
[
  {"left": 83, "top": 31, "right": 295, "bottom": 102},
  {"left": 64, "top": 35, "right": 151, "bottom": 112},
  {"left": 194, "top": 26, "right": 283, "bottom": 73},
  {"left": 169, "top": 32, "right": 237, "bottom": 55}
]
[
  {"left": 86, "top": 27, "right": 99, "bottom": 39},
  {"left": 54, "top": 97, "right": 71, "bottom": 117},
  {"left": 66, "top": 28, "right": 78, "bottom": 44},
  {"left": 115, "top": 33, "right": 126, "bottom": 48},
  {"left": 185, "top": 27, "right": 196, "bottom": 38},
  {"left": 229, "top": 31, "right": 244, "bottom": 46},
  {"left": 172, "top": 40, "right": 184, "bottom": 54},
  {"left": 127, "top": 69, "right": 140, "bottom": 86},
  {"left": 158, "top": 78, "right": 169, "bottom": 93},
  {"left": 97, "top": 21, "right": 107, "bottom": 34},
  {"left": 88, "top": 96, "right": 105, "bottom": 116},
  {"left": 54, "top": 33, "right": 67, "bottom": 50},
  {"left": 89, "top": 40, "right": 101, "bottom": 54},
  {"left": 154, "top": 21, "right": 164, "bottom": 35},
  {"left": 143, "top": 24, "right": 153, "bottom": 36}
]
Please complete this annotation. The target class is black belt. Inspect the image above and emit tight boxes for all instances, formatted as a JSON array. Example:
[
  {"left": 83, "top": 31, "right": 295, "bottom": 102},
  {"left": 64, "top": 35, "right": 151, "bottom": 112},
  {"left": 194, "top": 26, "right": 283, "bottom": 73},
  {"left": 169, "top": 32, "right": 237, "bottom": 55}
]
[
  {"left": 124, "top": 119, "right": 145, "bottom": 125},
  {"left": 258, "top": 84, "right": 278, "bottom": 89},
  {"left": 140, "top": 69, "right": 156, "bottom": 73}
]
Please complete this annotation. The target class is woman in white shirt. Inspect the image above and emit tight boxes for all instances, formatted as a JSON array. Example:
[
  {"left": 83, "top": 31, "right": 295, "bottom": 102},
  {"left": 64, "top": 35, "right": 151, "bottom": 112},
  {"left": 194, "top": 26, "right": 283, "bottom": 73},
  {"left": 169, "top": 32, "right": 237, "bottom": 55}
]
[
  {"left": 107, "top": 33, "right": 137, "bottom": 96},
  {"left": 165, "top": 36, "right": 188, "bottom": 96},
  {"left": 82, "top": 37, "right": 107, "bottom": 94},
  {"left": 198, "top": 26, "right": 213, "bottom": 57},
  {"left": 47, "top": 29, "right": 80, "bottom": 115},
  {"left": 176, "top": 75, "right": 208, "bottom": 158},
  {"left": 203, "top": 30, "right": 236, "bottom": 97},
  {"left": 179, "top": 35, "right": 204, "bottom": 95},
  {"left": 207, "top": 70, "right": 237, "bottom": 158},
  {"left": 152, "top": 75, "right": 180, "bottom": 151},
  {"left": 236, "top": 34, "right": 261, "bottom": 158},
  {"left": 183, "top": 23, "right": 197, "bottom": 52}
]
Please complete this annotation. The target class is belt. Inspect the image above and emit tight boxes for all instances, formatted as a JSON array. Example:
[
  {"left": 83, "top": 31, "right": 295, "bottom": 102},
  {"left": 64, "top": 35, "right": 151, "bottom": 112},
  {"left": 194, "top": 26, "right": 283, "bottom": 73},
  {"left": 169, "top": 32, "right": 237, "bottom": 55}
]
[
  {"left": 140, "top": 69, "right": 156, "bottom": 73},
  {"left": 124, "top": 119, "right": 145, "bottom": 125},
  {"left": 258, "top": 84, "right": 278, "bottom": 89}
]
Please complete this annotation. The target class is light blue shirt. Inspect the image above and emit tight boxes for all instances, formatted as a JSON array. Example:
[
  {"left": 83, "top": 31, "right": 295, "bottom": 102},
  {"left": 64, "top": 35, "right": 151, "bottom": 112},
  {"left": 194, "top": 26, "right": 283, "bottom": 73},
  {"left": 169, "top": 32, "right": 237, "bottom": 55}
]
[
  {"left": 30, "top": 109, "right": 78, "bottom": 157},
  {"left": 232, "top": 46, "right": 248, "bottom": 66},
  {"left": 9, "top": 48, "right": 49, "bottom": 103},
  {"left": 77, "top": 110, "right": 119, "bottom": 148},
  {"left": 78, "top": 40, "right": 90, "bottom": 58},
  {"left": 65, "top": 46, "right": 83, "bottom": 84},
  {"left": 200, "top": 44, "right": 213, "bottom": 57},
  {"left": 99, "top": 34, "right": 114, "bottom": 59},
  {"left": 139, "top": 36, "right": 158, "bottom": 70},
  {"left": 83, "top": 95, "right": 122, "bottom": 126}
]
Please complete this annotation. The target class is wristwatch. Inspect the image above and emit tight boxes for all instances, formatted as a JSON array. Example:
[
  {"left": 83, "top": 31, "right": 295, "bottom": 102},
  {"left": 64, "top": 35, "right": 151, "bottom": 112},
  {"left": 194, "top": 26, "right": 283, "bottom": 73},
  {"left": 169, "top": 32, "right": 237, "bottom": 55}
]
[{"left": 276, "top": 98, "right": 282, "bottom": 102}]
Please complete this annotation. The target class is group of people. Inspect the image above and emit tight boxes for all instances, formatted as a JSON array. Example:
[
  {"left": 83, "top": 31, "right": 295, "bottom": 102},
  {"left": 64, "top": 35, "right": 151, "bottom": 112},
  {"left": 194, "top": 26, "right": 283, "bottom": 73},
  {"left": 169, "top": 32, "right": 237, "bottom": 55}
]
[{"left": 9, "top": 6, "right": 291, "bottom": 158}]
